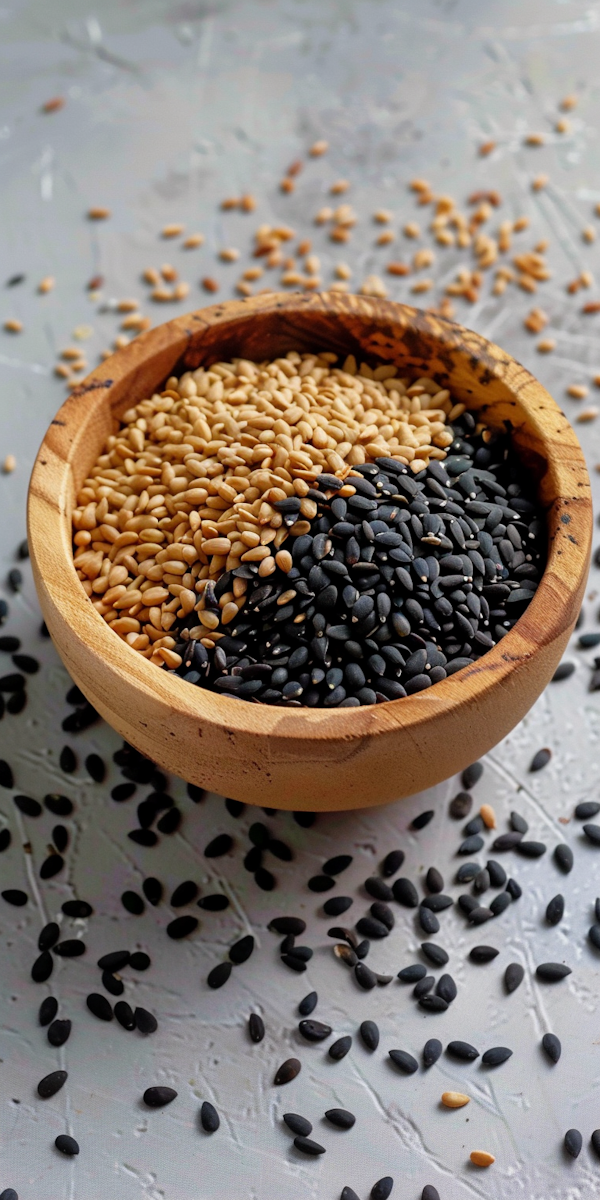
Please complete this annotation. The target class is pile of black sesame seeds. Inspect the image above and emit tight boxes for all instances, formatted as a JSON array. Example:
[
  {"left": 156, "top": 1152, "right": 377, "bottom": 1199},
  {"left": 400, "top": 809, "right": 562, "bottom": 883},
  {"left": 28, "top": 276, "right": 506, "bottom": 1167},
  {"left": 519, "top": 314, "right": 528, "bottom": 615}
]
[{"left": 168, "top": 413, "right": 545, "bottom": 706}]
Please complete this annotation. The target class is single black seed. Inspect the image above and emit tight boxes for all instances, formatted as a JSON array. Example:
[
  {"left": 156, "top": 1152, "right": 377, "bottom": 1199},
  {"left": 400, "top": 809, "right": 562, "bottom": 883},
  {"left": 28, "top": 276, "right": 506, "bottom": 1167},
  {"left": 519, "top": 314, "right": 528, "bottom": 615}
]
[
  {"left": 421, "top": 1188, "right": 441, "bottom": 1200},
  {"left": 486, "top": 859, "right": 507, "bottom": 887},
  {"left": 0, "top": 828, "right": 11, "bottom": 852},
  {"left": 425, "top": 867, "right": 444, "bottom": 893},
  {"left": 411, "top": 809, "right": 434, "bottom": 830},
  {"left": 102, "top": 968, "right": 122, "bottom": 994},
  {"left": 170, "top": 880, "right": 199, "bottom": 907},
  {"left": 421, "top": 942, "right": 449, "bottom": 967},
  {"left": 552, "top": 662, "right": 576, "bottom": 682},
  {"left": 516, "top": 840, "right": 546, "bottom": 858},
  {"left": 54, "top": 939, "right": 85, "bottom": 958},
  {"left": 418, "top": 907, "right": 440, "bottom": 935},
  {"left": 188, "top": 784, "right": 206, "bottom": 803},
  {"left": 298, "top": 991, "right": 317, "bottom": 1016},
  {"left": 121, "top": 890, "right": 145, "bottom": 915},
  {"left": 469, "top": 904, "right": 494, "bottom": 924},
  {"left": 48, "top": 1018, "right": 71, "bottom": 1047},
  {"left": 52, "top": 825, "right": 68, "bottom": 854},
  {"left": 198, "top": 894, "right": 229, "bottom": 911},
  {"left": 45, "top": 793, "right": 73, "bottom": 817},
  {"left": 389, "top": 1049, "right": 418, "bottom": 1074},
  {"left": 592, "top": 1130, "right": 600, "bottom": 1158},
  {"left": 492, "top": 831, "right": 523, "bottom": 852},
  {"left": 536, "top": 962, "right": 571, "bottom": 981},
  {"left": 323, "top": 854, "right": 353, "bottom": 875},
  {"left": 510, "top": 811, "right": 528, "bottom": 834},
  {"left": 462, "top": 761, "right": 483, "bottom": 789},
  {"left": 39, "top": 996, "right": 58, "bottom": 1026},
  {"left": 130, "top": 952, "right": 150, "bottom": 971},
  {"left": 274, "top": 1057, "right": 301, "bottom": 1085},
  {"left": 38, "top": 1069, "right": 68, "bottom": 1098},
  {"left": 414, "top": 975, "right": 434, "bottom": 999},
  {"left": 588, "top": 924, "right": 600, "bottom": 950},
  {"left": 456, "top": 863, "right": 480, "bottom": 884},
  {"left": 98, "top": 950, "right": 130, "bottom": 972},
  {"left": 308, "top": 874, "right": 335, "bottom": 892},
  {"left": 423, "top": 1038, "right": 443, "bottom": 1067},
  {"left": 470, "top": 945, "right": 498, "bottom": 963},
  {"left": 324, "top": 896, "right": 353, "bottom": 916},
  {"left": 546, "top": 894, "right": 564, "bottom": 925},
  {"left": 447, "top": 1040, "right": 479, "bottom": 1061},
  {"left": 530, "top": 747, "right": 551, "bottom": 772},
  {"left": 360, "top": 1020, "right": 380, "bottom": 1051},
  {"left": 142, "top": 877, "right": 163, "bottom": 906},
  {"left": 449, "top": 792, "right": 472, "bottom": 819},
  {"left": 157, "top": 807, "right": 181, "bottom": 835},
  {"left": 489, "top": 892, "right": 511, "bottom": 917},
  {"left": 482, "top": 1046, "right": 512, "bottom": 1066},
  {"left": 371, "top": 1178, "right": 393, "bottom": 1200},
  {"left": 0, "top": 1190, "right": 18, "bottom": 1200},
  {"left": 114, "top": 1001, "right": 135, "bottom": 1030},
  {"left": 575, "top": 800, "right": 600, "bottom": 820},
  {"left": 398, "top": 964, "right": 427, "bottom": 983},
  {"left": 2, "top": 889, "right": 27, "bottom": 906},
  {"left": 329, "top": 1035, "right": 352, "bottom": 1060},
  {"left": 364, "top": 877, "right": 394, "bottom": 902},
  {"left": 62, "top": 899, "right": 92, "bottom": 918},
  {"left": 0, "top": 760, "right": 14, "bottom": 787},
  {"left": 458, "top": 834, "right": 484, "bottom": 855},
  {"left": 13, "top": 794, "right": 42, "bottom": 817},
  {"left": 564, "top": 1129, "right": 582, "bottom": 1158},
  {"left": 419, "top": 994, "right": 448, "bottom": 1012},
  {"left": 200, "top": 1100, "right": 220, "bottom": 1133},
  {"left": 249, "top": 1013, "right": 265, "bottom": 1042},
  {"left": 542, "top": 1032, "right": 561, "bottom": 1063},
  {"left": 294, "top": 1135, "right": 325, "bottom": 1156},
  {"left": 143, "top": 1086, "right": 177, "bottom": 1108},
  {"left": 128, "top": 829, "right": 158, "bottom": 847},
  {"left": 38, "top": 922, "right": 59, "bottom": 951},
  {"left": 299, "top": 1018, "right": 331, "bottom": 1042},
  {"left": 229, "top": 934, "right": 254, "bottom": 964},
  {"left": 55, "top": 1134, "right": 79, "bottom": 1156},
  {"left": 207, "top": 962, "right": 232, "bottom": 989},
  {"left": 40, "top": 853, "right": 64, "bottom": 880},
  {"left": 111, "top": 782, "right": 136, "bottom": 802},
  {"left": 284, "top": 1113, "right": 312, "bottom": 1136},
  {"left": 86, "top": 993, "right": 113, "bottom": 1021},
  {"left": 505, "top": 878, "right": 522, "bottom": 900},
  {"left": 355, "top": 962, "right": 377, "bottom": 990},
  {"left": 167, "top": 915, "right": 198, "bottom": 940},
  {"left": 357, "top": 916, "right": 390, "bottom": 939},
  {"left": 204, "top": 833, "right": 233, "bottom": 857},
  {"left": 135, "top": 1007, "right": 158, "bottom": 1034},
  {"left": 85, "top": 753, "right": 105, "bottom": 783},
  {"left": 325, "top": 1108, "right": 356, "bottom": 1129},
  {"left": 583, "top": 823, "right": 600, "bottom": 845},
  {"left": 31, "top": 952, "right": 53, "bottom": 983},
  {"left": 392, "top": 878, "right": 419, "bottom": 907},
  {"left": 436, "top": 974, "right": 457, "bottom": 1003},
  {"left": 59, "top": 746, "right": 77, "bottom": 774},
  {"left": 381, "top": 849, "right": 405, "bottom": 876},
  {"left": 269, "top": 916, "right": 306, "bottom": 936}
]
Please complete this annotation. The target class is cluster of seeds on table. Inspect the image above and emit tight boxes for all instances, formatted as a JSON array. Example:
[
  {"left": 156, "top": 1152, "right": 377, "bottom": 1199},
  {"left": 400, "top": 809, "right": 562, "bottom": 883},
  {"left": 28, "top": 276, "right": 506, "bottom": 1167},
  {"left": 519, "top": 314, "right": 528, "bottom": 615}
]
[
  {"left": 4, "top": 623, "right": 600, "bottom": 1197},
  {"left": 73, "top": 361, "right": 546, "bottom": 705}
]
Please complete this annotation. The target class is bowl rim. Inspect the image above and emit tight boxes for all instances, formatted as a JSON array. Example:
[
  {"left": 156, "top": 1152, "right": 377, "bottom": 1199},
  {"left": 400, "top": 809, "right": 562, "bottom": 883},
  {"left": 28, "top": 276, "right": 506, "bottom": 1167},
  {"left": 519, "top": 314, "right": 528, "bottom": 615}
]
[{"left": 27, "top": 291, "right": 592, "bottom": 744}]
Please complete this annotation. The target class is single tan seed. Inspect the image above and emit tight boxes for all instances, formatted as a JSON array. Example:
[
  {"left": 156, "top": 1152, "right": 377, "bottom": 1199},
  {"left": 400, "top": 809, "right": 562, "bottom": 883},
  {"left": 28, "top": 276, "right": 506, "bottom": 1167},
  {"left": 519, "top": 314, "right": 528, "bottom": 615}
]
[
  {"left": 2, "top": 454, "right": 16, "bottom": 473},
  {"left": 280, "top": 178, "right": 295, "bottom": 193},
  {"left": 42, "top": 96, "right": 65, "bottom": 113},
  {"left": 38, "top": 276, "right": 55, "bottom": 293},
  {"left": 560, "top": 94, "right": 578, "bottom": 110},
  {"left": 73, "top": 324, "right": 93, "bottom": 340},
  {"left": 403, "top": 222, "right": 420, "bottom": 238},
  {"left": 376, "top": 230, "right": 395, "bottom": 245},
  {"left": 221, "top": 197, "right": 239, "bottom": 210},
  {"left": 202, "top": 277, "right": 219, "bottom": 293},
  {"left": 387, "top": 262, "right": 410, "bottom": 276},
  {"left": 531, "top": 174, "right": 549, "bottom": 192},
  {"left": 567, "top": 384, "right": 588, "bottom": 399},
  {"left": 524, "top": 308, "right": 548, "bottom": 334},
  {"left": 309, "top": 139, "right": 328, "bottom": 156},
  {"left": 4, "top": 319, "right": 22, "bottom": 333},
  {"left": 441, "top": 1092, "right": 470, "bottom": 1108},
  {"left": 54, "top": 363, "right": 71, "bottom": 378},
  {"left": 143, "top": 267, "right": 160, "bottom": 285},
  {"left": 478, "top": 140, "right": 496, "bottom": 156},
  {"left": 577, "top": 407, "right": 599, "bottom": 422},
  {"left": 555, "top": 117, "right": 570, "bottom": 134},
  {"left": 470, "top": 1152, "right": 495, "bottom": 1168},
  {"left": 219, "top": 247, "right": 240, "bottom": 262},
  {"left": 162, "top": 223, "right": 185, "bottom": 238},
  {"left": 240, "top": 194, "right": 256, "bottom": 212},
  {"left": 359, "top": 275, "right": 387, "bottom": 297},
  {"left": 583, "top": 226, "right": 596, "bottom": 243},
  {"left": 161, "top": 263, "right": 178, "bottom": 282},
  {"left": 335, "top": 263, "right": 352, "bottom": 280},
  {"left": 374, "top": 209, "right": 393, "bottom": 223},
  {"left": 525, "top": 133, "right": 545, "bottom": 145},
  {"left": 537, "top": 338, "right": 555, "bottom": 353},
  {"left": 182, "top": 233, "right": 204, "bottom": 248},
  {"left": 275, "top": 550, "right": 293, "bottom": 573},
  {"left": 411, "top": 278, "right": 433, "bottom": 294},
  {"left": 87, "top": 207, "right": 111, "bottom": 220},
  {"left": 480, "top": 804, "right": 496, "bottom": 829}
]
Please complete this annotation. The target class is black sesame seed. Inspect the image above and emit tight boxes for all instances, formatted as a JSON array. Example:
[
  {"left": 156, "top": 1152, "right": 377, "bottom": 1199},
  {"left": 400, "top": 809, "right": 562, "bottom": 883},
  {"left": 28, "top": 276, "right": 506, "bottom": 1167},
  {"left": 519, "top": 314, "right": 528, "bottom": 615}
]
[
  {"left": 542, "top": 1032, "right": 561, "bottom": 1063},
  {"left": 324, "top": 895, "right": 354, "bottom": 915},
  {"left": 359, "top": 1020, "right": 380, "bottom": 1051},
  {"left": 392, "top": 878, "right": 418, "bottom": 907},
  {"left": 170, "top": 880, "right": 199, "bottom": 907},
  {"left": 530, "top": 747, "right": 551, "bottom": 772},
  {"left": 59, "top": 746, "right": 77, "bottom": 774},
  {"left": 269, "top": 917, "right": 306, "bottom": 935},
  {"left": 421, "top": 1188, "right": 441, "bottom": 1200},
  {"left": 516, "top": 840, "right": 546, "bottom": 858},
  {"left": 294, "top": 1135, "right": 325, "bottom": 1156},
  {"left": 323, "top": 854, "right": 353, "bottom": 875},
  {"left": 2, "top": 889, "right": 27, "bottom": 906},
  {"left": 44, "top": 793, "right": 73, "bottom": 816},
  {"left": 364, "top": 877, "right": 394, "bottom": 902},
  {"left": 299, "top": 1018, "right": 331, "bottom": 1042},
  {"left": 54, "top": 939, "right": 86, "bottom": 958},
  {"left": 85, "top": 753, "right": 106, "bottom": 783},
  {"left": 135, "top": 1007, "right": 158, "bottom": 1035},
  {"left": 86, "top": 993, "right": 113, "bottom": 1021},
  {"left": 55, "top": 1134, "right": 79, "bottom": 1156},
  {"left": 388, "top": 1049, "right": 418, "bottom": 1074},
  {"left": 325, "top": 1108, "right": 355, "bottom": 1129},
  {"left": 419, "top": 994, "right": 448, "bottom": 1013},
  {"left": 197, "top": 894, "right": 229, "bottom": 911},
  {"left": 462, "top": 761, "right": 483, "bottom": 789},
  {"left": 229, "top": 934, "right": 254, "bottom": 964},
  {"left": 130, "top": 952, "right": 150, "bottom": 971},
  {"left": 39, "top": 996, "right": 58, "bottom": 1026},
  {"left": 308, "top": 874, "right": 335, "bottom": 892},
  {"left": 38, "top": 922, "right": 60, "bottom": 950},
  {"left": 564, "top": 1129, "right": 582, "bottom": 1158},
  {"left": 371, "top": 1179, "right": 393, "bottom": 1200},
  {"left": 0, "top": 828, "right": 11, "bottom": 852},
  {"left": 398, "top": 963, "right": 427, "bottom": 983},
  {"left": 207, "top": 962, "right": 232, "bottom": 989},
  {"left": 274, "top": 1057, "right": 301, "bottom": 1085},
  {"left": 62, "top": 899, "right": 92, "bottom": 918},
  {"left": 13, "top": 794, "right": 42, "bottom": 817},
  {"left": 143, "top": 1086, "right": 177, "bottom": 1108},
  {"left": 200, "top": 1100, "right": 220, "bottom": 1133},
  {"left": 536, "top": 962, "right": 571, "bottom": 981},
  {"left": 458, "top": 834, "right": 484, "bottom": 855},
  {"left": 436, "top": 973, "right": 457, "bottom": 1003},
  {"left": 411, "top": 809, "right": 434, "bottom": 830},
  {"left": 114, "top": 1001, "right": 135, "bottom": 1030},
  {"left": 98, "top": 950, "right": 130, "bottom": 972},
  {"left": 423, "top": 1038, "right": 443, "bottom": 1067},
  {"left": 355, "top": 962, "right": 377, "bottom": 990},
  {"left": 298, "top": 991, "right": 318, "bottom": 1016},
  {"left": 38, "top": 1069, "right": 68, "bottom": 1098},
  {"left": 482, "top": 1046, "right": 512, "bottom": 1066},
  {"left": 381, "top": 849, "right": 405, "bottom": 876},
  {"left": 204, "top": 833, "right": 233, "bottom": 857},
  {"left": 48, "top": 1019, "right": 71, "bottom": 1047},
  {"left": 31, "top": 952, "right": 53, "bottom": 983},
  {"left": 249, "top": 1013, "right": 265, "bottom": 1042},
  {"left": 0, "top": 759, "right": 14, "bottom": 788},
  {"left": 492, "top": 831, "right": 523, "bottom": 852},
  {"left": 421, "top": 942, "right": 449, "bottom": 966},
  {"left": 449, "top": 792, "right": 472, "bottom": 819},
  {"left": 284, "top": 1112, "right": 312, "bottom": 1136},
  {"left": 546, "top": 894, "right": 564, "bottom": 925},
  {"left": 592, "top": 1130, "right": 600, "bottom": 1158},
  {"left": 121, "top": 890, "right": 145, "bottom": 915},
  {"left": 329, "top": 1035, "right": 352, "bottom": 1060},
  {"left": 425, "top": 867, "right": 444, "bottom": 893},
  {"left": 167, "top": 915, "right": 198, "bottom": 940},
  {"left": 447, "top": 1040, "right": 479, "bottom": 1061},
  {"left": 142, "top": 877, "right": 163, "bottom": 906},
  {"left": 575, "top": 801, "right": 600, "bottom": 819}
]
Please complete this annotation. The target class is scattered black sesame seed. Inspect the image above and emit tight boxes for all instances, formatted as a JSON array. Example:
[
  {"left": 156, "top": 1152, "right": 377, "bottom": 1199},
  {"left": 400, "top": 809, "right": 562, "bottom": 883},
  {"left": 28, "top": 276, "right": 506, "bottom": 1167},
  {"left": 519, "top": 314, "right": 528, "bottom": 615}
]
[
  {"left": 564, "top": 1129, "right": 582, "bottom": 1158},
  {"left": 530, "top": 748, "right": 551, "bottom": 772},
  {"left": 55, "top": 1134, "right": 79, "bottom": 1156},
  {"left": 274, "top": 1057, "right": 301, "bottom": 1085},
  {"left": 86, "top": 993, "right": 113, "bottom": 1021},
  {"left": 207, "top": 962, "right": 232, "bottom": 989},
  {"left": 143, "top": 1086, "right": 177, "bottom": 1108},
  {"left": 389, "top": 1049, "right": 418, "bottom": 1074},
  {"left": 37, "top": 1069, "right": 68, "bottom": 1098}
]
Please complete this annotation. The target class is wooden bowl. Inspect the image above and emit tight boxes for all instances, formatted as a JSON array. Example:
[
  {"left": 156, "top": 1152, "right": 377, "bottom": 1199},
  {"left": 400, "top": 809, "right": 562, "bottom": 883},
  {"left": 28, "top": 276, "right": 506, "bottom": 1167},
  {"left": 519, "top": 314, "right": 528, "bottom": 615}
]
[{"left": 27, "top": 293, "right": 591, "bottom": 810}]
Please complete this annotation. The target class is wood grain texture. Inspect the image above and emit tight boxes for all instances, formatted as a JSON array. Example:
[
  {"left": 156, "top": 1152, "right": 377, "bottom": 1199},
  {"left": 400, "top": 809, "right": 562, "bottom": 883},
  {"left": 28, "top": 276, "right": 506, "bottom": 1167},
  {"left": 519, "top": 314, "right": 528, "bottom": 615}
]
[{"left": 27, "top": 293, "right": 592, "bottom": 809}]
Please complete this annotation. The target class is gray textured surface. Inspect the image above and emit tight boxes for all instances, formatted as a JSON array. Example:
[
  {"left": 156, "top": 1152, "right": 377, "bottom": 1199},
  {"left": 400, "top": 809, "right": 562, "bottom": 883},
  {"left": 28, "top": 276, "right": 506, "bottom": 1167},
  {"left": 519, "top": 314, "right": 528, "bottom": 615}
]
[{"left": 3, "top": 1, "right": 600, "bottom": 1197}]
